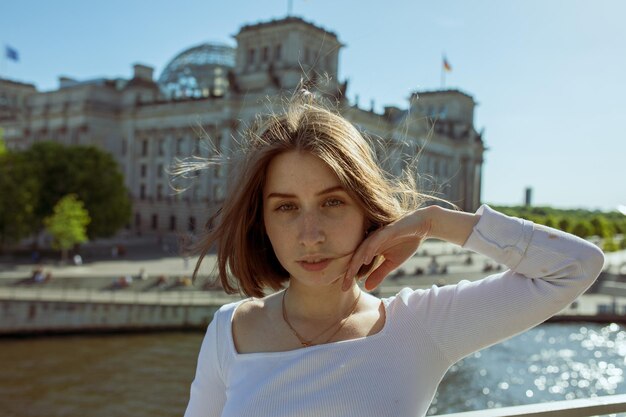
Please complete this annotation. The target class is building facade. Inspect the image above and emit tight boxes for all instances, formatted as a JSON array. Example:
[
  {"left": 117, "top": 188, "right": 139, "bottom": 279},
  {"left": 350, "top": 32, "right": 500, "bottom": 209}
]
[{"left": 0, "top": 17, "right": 485, "bottom": 238}]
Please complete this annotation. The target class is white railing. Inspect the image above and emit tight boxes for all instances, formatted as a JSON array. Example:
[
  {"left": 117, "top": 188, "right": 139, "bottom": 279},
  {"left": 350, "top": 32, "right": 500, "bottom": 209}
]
[{"left": 435, "top": 393, "right": 626, "bottom": 417}]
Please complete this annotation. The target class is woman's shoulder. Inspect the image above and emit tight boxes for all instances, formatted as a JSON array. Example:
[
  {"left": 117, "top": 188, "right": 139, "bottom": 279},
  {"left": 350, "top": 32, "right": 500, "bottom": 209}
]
[
  {"left": 231, "top": 292, "right": 282, "bottom": 353},
  {"left": 232, "top": 291, "right": 279, "bottom": 317}
]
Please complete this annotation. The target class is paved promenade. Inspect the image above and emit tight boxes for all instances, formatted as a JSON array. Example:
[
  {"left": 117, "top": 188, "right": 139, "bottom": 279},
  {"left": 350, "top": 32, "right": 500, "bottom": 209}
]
[
  {"left": 0, "top": 239, "right": 492, "bottom": 293},
  {"left": 1, "top": 239, "right": 625, "bottom": 318}
]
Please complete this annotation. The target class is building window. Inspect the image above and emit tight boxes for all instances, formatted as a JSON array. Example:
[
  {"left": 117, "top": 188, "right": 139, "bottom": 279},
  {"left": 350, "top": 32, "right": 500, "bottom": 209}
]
[
  {"left": 157, "top": 184, "right": 163, "bottom": 200},
  {"left": 157, "top": 164, "right": 163, "bottom": 178},
  {"left": 176, "top": 137, "right": 184, "bottom": 155},
  {"left": 140, "top": 164, "right": 147, "bottom": 178},
  {"left": 142, "top": 140, "right": 148, "bottom": 156},
  {"left": 135, "top": 213, "right": 141, "bottom": 228},
  {"left": 169, "top": 215, "right": 176, "bottom": 231},
  {"left": 188, "top": 216, "right": 196, "bottom": 233},
  {"left": 158, "top": 139, "right": 165, "bottom": 156},
  {"left": 151, "top": 214, "right": 158, "bottom": 230},
  {"left": 275, "top": 44, "right": 282, "bottom": 60},
  {"left": 248, "top": 48, "right": 256, "bottom": 65},
  {"left": 214, "top": 184, "right": 224, "bottom": 201},
  {"left": 262, "top": 46, "right": 269, "bottom": 62},
  {"left": 215, "top": 134, "right": 222, "bottom": 152},
  {"left": 140, "top": 184, "right": 146, "bottom": 200}
]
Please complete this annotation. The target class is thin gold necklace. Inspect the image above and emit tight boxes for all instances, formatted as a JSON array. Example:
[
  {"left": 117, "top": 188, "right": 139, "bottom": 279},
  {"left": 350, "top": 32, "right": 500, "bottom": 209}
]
[{"left": 281, "top": 288, "right": 362, "bottom": 347}]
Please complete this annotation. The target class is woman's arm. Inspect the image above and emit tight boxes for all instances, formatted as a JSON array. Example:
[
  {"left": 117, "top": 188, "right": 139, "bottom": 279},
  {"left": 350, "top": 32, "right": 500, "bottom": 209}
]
[
  {"left": 344, "top": 204, "right": 604, "bottom": 363},
  {"left": 184, "top": 315, "right": 227, "bottom": 417},
  {"left": 410, "top": 205, "right": 605, "bottom": 363},
  {"left": 427, "top": 205, "right": 480, "bottom": 246}
]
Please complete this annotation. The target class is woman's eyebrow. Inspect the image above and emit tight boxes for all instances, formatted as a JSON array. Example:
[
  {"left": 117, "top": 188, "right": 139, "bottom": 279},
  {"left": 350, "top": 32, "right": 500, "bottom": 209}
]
[{"left": 266, "top": 185, "right": 345, "bottom": 199}]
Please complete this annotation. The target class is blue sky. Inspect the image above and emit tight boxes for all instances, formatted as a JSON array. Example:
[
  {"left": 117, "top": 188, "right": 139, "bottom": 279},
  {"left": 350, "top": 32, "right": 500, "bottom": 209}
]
[{"left": 2, "top": 0, "right": 624, "bottom": 211}]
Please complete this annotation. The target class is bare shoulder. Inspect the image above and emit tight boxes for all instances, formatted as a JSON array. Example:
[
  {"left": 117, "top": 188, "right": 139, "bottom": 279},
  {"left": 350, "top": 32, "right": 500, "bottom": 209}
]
[{"left": 231, "top": 293, "right": 281, "bottom": 353}]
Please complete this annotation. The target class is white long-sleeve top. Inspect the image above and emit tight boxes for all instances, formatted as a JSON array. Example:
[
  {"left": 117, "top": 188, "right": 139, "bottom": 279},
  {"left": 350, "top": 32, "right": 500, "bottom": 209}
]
[{"left": 184, "top": 205, "right": 605, "bottom": 417}]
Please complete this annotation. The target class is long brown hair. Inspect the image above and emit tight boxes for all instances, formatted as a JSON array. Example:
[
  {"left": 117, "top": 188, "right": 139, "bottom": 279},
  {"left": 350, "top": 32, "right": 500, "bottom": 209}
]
[{"left": 176, "top": 91, "right": 437, "bottom": 298}]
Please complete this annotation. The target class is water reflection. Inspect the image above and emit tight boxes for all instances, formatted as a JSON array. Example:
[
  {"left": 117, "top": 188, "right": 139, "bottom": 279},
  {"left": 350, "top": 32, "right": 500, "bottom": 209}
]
[
  {"left": 1, "top": 323, "right": 625, "bottom": 417},
  {"left": 428, "top": 323, "right": 626, "bottom": 415}
]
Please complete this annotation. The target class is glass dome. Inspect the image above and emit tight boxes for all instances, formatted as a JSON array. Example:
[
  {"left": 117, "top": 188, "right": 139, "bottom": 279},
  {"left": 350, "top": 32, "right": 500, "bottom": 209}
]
[{"left": 158, "top": 42, "right": 236, "bottom": 99}]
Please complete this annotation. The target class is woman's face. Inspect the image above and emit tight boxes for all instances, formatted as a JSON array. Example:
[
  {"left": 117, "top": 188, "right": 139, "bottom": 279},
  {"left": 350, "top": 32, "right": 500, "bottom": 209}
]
[{"left": 263, "top": 151, "right": 368, "bottom": 288}]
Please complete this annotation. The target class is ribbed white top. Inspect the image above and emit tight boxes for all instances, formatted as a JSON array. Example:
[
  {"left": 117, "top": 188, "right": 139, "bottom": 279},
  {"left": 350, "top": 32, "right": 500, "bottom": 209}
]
[{"left": 184, "top": 205, "right": 605, "bottom": 417}]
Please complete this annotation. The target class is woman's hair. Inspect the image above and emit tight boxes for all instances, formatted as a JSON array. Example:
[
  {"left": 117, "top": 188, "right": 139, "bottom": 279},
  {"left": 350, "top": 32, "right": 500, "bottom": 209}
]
[{"left": 175, "top": 90, "right": 440, "bottom": 298}]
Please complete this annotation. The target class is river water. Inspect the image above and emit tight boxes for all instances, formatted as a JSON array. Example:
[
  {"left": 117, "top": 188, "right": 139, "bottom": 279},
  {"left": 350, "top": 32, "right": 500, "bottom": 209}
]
[{"left": 1, "top": 323, "right": 625, "bottom": 417}]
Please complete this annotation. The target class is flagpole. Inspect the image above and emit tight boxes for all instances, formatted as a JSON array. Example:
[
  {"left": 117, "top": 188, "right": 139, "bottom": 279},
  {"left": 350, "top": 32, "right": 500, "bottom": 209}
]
[
  {"left": 441, "top": 64, "right": 445, "bottom": 89},
  {"left": 1, "top": 45, "right": 5, "bottom": 80},
  {"left": 440, "top": 54, "right": 445, "bottom": 89},
  {"left": 1, "top": 46, "right": 5, "bottom": 80}
]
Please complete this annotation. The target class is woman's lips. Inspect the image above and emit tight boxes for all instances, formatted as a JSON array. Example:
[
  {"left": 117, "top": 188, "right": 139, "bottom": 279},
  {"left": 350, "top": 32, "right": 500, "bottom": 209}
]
[{"left": 297, "top": 258, "right": 332, "bottom": 272}]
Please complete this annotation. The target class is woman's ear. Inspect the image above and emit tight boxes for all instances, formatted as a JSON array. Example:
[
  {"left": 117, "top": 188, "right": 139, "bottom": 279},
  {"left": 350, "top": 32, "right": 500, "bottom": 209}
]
[{"left": 364, "top": 222, "right": 377, "bottom": 237}]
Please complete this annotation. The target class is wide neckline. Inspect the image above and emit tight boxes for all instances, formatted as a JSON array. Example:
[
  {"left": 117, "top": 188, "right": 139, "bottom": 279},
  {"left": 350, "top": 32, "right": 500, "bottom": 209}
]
[{"left": 228, "top": 295, "right": 393, "bottom": 360}]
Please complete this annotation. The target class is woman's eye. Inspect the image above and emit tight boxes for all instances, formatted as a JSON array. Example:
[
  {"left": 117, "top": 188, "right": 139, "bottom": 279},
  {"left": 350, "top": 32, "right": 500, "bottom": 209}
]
[
  {"left": 325, "top": 198, "right": 344, "bottom": 207},
  {"left": 277, "top": 203, "right": 296, "bottom": 212}
]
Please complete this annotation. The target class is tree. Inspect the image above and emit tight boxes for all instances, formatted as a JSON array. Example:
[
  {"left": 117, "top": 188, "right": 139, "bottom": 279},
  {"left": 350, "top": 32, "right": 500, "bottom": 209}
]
[
  {"left": 590, "top": 216, "right": 613, "bottom": 239},
  {"left": 0, "top": 131, "right": 6, "bottom": 156},
  {"left": 0, "top": 150, "right": 40, "bottom": 248},
  {"left": 603, "top": 237, "right": 619, "bottom": 253},
  {"left": 571, "top": 220, "right": 593, "bottom": 238},
  {"left": 544, "top": 216, "right": 557, "bottom": 228},
  {"left": 43, "top": 194, "right": 90, "bottom": 262},
  {"left": 25, "top": 142, "right": 131, "bottom": 238},
  {"left": 558, "top": 218, "right": 571, "bottom": 233}
]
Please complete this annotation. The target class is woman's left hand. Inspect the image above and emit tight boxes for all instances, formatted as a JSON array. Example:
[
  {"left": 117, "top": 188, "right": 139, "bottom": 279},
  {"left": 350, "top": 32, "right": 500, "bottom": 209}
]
[{"left": 342, "top": 207, "right": 434, "bottom": 291}]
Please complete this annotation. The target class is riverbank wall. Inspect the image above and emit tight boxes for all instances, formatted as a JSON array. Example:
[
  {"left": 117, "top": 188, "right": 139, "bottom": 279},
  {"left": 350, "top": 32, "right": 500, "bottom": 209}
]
[
  {"left": 1, "top": 287, "right": 626, "bottom": 336},
  {"left": 0, "top": 289, "right": 237, "bottom": 336}
]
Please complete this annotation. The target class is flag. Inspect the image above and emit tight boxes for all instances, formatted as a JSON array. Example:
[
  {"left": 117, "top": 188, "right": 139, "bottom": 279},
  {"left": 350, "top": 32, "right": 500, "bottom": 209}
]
[
  {"left": 5, "top": 45, "right": 19, "bottom": 62},
  {"left": 443, "top": 56, "right": 452, "bottom": 72}
]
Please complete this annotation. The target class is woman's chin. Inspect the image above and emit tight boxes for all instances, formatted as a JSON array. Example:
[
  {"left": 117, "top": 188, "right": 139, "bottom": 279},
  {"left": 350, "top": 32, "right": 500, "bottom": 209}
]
[{"left": 289, "top": 270, "right": 345, "bottom": 288}]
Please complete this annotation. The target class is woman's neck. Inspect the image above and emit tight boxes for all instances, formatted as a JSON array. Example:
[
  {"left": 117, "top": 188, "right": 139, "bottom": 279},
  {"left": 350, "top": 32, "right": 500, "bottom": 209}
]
[{"left": 284, "top": 279, "right": 361, "bottom": 322}]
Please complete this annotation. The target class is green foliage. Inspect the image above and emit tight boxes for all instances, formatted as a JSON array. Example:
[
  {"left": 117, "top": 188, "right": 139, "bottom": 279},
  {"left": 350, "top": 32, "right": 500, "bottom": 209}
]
[
  {"left": 24, "top": 142, "right": 131, "bottom": 238},
  {"left": 603, "top": 237, "right": 619, "bottom": 252},
  {"left": 613, "top": 221, "right": 626, "bottom": 234},
  {"left": 0, "top": 150, "right": 40, "bottom": 246},
  {"left": 558, "top": 218, "right": 571, "bottom": 233},
  {"left": 543, "top": 216, "right": 557, "bottom": 228},
  {"left": 44, "top": 194, "right": 91, "bottom": 252},
  {"left": 0, "top": 132, "right": 6, "bottom": 156},
  {"left": 572, "top": 220, "right": 593, "bottom": 238},
  {"left": 590, "top": 216, "right": 613, "bottom": 238},
  {"left": 491, "top": 204, "right": 625, "bottom": 240},
  {"left": 620, "top": 237, "right": 626, "bottom": 250},
  {"left": 0, "top": 142, "right": 131, "bottom": 246}
]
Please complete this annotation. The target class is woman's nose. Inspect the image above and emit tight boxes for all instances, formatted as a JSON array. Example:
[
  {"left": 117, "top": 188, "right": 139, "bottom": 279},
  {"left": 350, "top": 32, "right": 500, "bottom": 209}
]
[{"left": 298, "top": 212, "right": 325, "bottom": 246}]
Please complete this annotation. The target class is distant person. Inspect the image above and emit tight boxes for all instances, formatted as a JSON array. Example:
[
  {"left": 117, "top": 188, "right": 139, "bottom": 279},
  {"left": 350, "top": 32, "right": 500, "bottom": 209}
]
[
  {"left": 182, "top": 90, "right": 604, "bottom": 417},
  {"left": 73, "top": 254, "right": 83, "bottom": 265},
  {"left": 32, "top": 268, "right": 45, "bottom": 283},
  {"left": 428, "top": 256, "right": 439, "bottom": 275},
  {"left": 156, "top": 275, "right": 168, "bottom": 288}
]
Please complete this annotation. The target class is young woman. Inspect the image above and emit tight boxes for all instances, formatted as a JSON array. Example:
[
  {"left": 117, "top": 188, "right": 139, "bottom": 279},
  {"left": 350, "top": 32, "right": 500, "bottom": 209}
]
[{"left": 182, "top": 93, "right": 604, "bottom": 417}]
